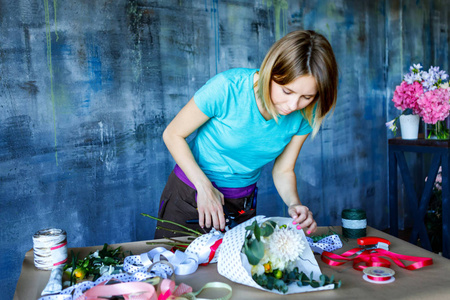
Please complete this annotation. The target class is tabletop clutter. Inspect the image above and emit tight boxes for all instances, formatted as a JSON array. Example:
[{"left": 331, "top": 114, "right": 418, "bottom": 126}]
[{"left": 30, "top": 210, "right": 434, "bottom": 300}]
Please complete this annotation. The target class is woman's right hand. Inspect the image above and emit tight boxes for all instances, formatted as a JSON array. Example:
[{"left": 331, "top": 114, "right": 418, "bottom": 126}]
[{"left": 196, "top": 185, "right": 226, "bottom": 231}]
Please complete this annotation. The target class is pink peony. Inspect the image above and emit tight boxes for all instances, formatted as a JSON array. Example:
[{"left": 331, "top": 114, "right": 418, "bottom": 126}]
[
  {"left": 417, "top": 88, "right": 450, "bottom": 124},
  {"left": 392, "top": 81, "right": 423, "bottom": 114}
]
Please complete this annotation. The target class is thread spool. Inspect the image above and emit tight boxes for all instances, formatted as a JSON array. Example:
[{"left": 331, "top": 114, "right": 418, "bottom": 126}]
[
  {"left": 363, "top": 267, "right": 395, "bottom": 284},
  {"left": 33, "top": 228, "right": 68, "bottom": 270},
  {"left": 341, "top": 209, "right": 366, "bottom": 239}
]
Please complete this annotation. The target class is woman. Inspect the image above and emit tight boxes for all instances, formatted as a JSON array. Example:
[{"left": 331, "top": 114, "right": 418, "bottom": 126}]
[{"left": 154, "top": 30, "right": 338, "bottom": 239}]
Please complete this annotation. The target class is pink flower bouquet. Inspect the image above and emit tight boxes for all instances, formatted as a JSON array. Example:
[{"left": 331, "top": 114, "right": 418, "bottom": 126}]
[{"left": 387, "top": 64, "right": 450, "bottom": 139}]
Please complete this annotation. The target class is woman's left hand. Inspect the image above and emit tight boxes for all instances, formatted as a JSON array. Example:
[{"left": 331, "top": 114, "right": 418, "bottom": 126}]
[{"left": 288, "top": 204, "right": 317, "bottom": 234}]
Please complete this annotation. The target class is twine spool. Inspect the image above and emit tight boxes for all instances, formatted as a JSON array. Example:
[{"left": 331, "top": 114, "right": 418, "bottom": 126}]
[
  {"left": 32, "top": 228, "right": 68, "bottom": 270},
  {"left": 341, "top": 209, "right": 366, "bottom": 239}
]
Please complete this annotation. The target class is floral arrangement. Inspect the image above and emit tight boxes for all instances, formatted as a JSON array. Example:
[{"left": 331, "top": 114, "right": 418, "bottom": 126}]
[
  {"left": 386, "top": 63, "right": 450, "bottom": 138},
  {"left": 142, "top": 214, "right": 342, "bottom": 295},
  {"left": 217, "top": 216, "right": 340, "bottom": 295},
  {"left": 242, "top": 219, "right": 340, "bottom": 293}
]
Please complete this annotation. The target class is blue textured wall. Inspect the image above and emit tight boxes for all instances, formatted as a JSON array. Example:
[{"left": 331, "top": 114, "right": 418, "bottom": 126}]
[{"left": 1, "top": 1, "right": 449, "bottom": 298}]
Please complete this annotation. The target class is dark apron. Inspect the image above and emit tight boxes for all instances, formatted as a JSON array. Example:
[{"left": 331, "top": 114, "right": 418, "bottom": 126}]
[{"left": 154, "top": 171, "right": 257, "bottom": 239}]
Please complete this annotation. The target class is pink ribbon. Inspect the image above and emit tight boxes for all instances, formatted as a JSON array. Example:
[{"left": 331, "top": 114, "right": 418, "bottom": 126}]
[
  {"left": 76, "top": 281, "right": 157, "bottom": 300},
  {"left": 321, "top": 247, "right": 433, "bottom": 271},
  {"left": 158, "top": 279, "right": 192, "bottom": 300},
  {"left": 75, "top": 279, "right": 193, "bottom": 300}
]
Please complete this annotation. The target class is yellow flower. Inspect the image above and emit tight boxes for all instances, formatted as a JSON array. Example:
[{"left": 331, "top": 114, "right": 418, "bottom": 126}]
[
  {"left": 73, "top": 267, "right": 87, "bottom": 280},
  {"left": 263, "top": 262, "right": 272, "bottom": 273}
]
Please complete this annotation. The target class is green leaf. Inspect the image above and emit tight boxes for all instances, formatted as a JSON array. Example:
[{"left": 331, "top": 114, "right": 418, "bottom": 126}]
[
  {"left": 244, "top": 239, "right": 264, "bottom": 265},
  {"left": 254, "top": 221, "right": 261, "bottom": 241},
  {"left": 319, "top": 275, "right": 326, "bottom": 286},
  {"left": 261, "top": 224, "right": 274, "bottom": 237},
  {"left": 249, "top": 239, "right": 264, "bottom": 260},
  {"left": 82, "top": 259, "right": 89, "bottom": 268},
  {"left": 267, "top": 220, "right": 277, "bottom": 228},
  {"left": 274, "top": 279, "right": 287, "bottom": 293},
  {"left": 266, "top": 276, "right": 274, "bottom": 290},
  {"left": 245, "top": 221, "right": 256, "bottom": 231},
  {"left": 244, "top": 248, "right": 260, "bottom": 265}
]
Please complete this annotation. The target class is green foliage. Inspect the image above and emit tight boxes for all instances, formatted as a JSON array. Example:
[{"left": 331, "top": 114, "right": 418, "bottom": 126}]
[
  {"left": 243, "top": 221, "right": 342, "bottom": 293},
  {"left": 243, "top": 220, "right": 277, "bottom": 265},
  {"left": 63, "top": 243, "right": 127, "bottom": 285},
  {"left": 253, "top": 269, "right": 341, "bottom": 293}
]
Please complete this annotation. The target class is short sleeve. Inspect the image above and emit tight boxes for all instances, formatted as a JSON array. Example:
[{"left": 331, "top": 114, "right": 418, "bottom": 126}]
[
  {"left": 296, "top": 104, "right": 317, "bottom": 135},
  {"left": 296, "top": 116, "right": 313, "bottom": 135},
  {"left": 193, "top": 73, "right": 229, "bottom": 118}
]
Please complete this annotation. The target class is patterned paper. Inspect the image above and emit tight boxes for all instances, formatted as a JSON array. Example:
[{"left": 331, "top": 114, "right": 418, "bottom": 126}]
[
  {"left": 185, "top": 229, "right": 223, "bottom": 264},
  {"left": 217, "top": 216, "right": 335, "bottom": 294}
]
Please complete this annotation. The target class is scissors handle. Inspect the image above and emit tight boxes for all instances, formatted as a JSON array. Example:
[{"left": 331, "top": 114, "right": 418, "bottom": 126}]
[{"left": 357, "top": 236, "right": 391, "bottom": 246}]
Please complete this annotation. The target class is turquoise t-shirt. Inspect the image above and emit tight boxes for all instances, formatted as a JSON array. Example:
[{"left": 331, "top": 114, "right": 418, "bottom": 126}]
[{"left": 190, "top": 68, "right": 312, "bottom": 188}]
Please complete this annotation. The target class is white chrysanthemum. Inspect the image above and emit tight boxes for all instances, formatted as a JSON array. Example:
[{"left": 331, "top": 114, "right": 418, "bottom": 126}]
[{"left": 266, "top": 227, "right": 306, "bottom": 265}]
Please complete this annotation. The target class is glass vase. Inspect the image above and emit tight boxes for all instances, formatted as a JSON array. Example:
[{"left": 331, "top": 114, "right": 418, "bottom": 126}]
[{"left": 424, "top": 117, "right": 450, "bottom": 140}]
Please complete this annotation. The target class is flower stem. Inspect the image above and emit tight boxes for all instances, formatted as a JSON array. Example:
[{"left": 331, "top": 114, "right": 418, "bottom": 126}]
[
  {"left": 141, "top": 213, "right": 202, "bottom": 236},
  {"left": 155, "top": 225, "right": 201, "bottom": 238}
]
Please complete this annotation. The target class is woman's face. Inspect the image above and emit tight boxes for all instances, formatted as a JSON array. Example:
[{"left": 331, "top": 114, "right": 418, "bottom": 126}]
[{"left": 270, "top": 75, "right": 318, "bottom": 115}]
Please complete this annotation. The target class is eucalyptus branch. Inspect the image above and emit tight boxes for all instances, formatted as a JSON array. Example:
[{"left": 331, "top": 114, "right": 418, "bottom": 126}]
[{"left": 141, "top": 213, "right": 202, "bottom": 236}]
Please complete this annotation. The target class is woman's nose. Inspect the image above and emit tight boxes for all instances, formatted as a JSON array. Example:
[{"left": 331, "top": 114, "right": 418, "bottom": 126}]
[{"left": 288, "top": 99, "right": 299, "bottom": 111}]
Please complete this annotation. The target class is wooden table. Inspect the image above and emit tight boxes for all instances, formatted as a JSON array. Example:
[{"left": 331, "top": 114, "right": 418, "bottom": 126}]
[
  {"left": 14, "top": 226, "right": 449, "bottom": 300},
  {"left": 388, "top": 137, "right": 450, "bottom": 257}
]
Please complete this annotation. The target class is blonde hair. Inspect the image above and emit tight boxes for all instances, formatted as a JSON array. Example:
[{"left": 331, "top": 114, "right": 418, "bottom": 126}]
[{"left": 256, "top": 30, "right": 338, "bottom": 137}]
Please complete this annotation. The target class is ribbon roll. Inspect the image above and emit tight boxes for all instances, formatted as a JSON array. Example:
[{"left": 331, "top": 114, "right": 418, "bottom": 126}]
[
  {"left": 362, "top": 267, "right": 395, "bottom": 284},
  {"left": 306, "top": 234, "right": 343, "bottom": 254},
  {"left": 33, "top": 228, "right": 68, "bottom": 270}
]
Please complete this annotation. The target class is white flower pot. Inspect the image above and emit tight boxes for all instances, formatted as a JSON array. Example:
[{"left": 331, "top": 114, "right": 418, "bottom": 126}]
[{"left": 399, "top": 114, "right": 420, "bottom": 139}]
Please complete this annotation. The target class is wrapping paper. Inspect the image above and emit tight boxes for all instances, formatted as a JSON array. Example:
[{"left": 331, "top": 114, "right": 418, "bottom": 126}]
[{"left": 217, "top": 216, "right": 334, "bottom": 294}]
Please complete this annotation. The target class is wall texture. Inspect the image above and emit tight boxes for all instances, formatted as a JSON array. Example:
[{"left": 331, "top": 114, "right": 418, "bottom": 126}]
[{"left": 1, "top": 0, "right": 449, "bottom": 298}]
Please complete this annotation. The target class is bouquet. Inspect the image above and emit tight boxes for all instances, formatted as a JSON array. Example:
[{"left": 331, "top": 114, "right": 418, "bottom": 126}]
[
  {"left": 217, "top": 216, "right": 340, "bottom": 294},
  {"left": 387, "top": 63, "right": 450, "bottom": 138}
]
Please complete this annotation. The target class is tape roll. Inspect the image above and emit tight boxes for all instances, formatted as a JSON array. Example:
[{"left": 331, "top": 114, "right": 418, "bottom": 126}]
[{"left": 33, "top": 228, "right": 68, "bottom": 270}]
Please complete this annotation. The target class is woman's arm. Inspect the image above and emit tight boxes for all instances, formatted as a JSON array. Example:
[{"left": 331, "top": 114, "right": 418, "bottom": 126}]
[
  {"left": 272, "top": 133, "right": 317, "bottom": 234},
  {"left": 163, "top": 97, "right": 226, "bottom": 231}
]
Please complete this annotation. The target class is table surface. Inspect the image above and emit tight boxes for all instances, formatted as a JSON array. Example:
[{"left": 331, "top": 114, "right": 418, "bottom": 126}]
[{"left": 14, "top": 226, "right": 450, "bottom": 300}]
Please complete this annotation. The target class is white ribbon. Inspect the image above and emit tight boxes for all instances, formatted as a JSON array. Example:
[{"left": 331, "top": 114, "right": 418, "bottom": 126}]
[
  {"left": 123, "top": 246, "right": 199, "bottom": 276},
  {"left": 40, "top": 231, "right": 226, "bottom": 300},
  {"left": 39, "top": 248, "right": 175, "bottom": 300},
  {"left": 185, "top": 229, "right": 224, "bottom": 264},
  {"left": 306, "top": 234, "right": 343, "bottom": 254}
]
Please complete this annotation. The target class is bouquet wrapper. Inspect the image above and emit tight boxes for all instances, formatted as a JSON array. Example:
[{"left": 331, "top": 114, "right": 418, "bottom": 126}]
[{"left": 217, "top": 216, "right": 334, "bottom": 294}]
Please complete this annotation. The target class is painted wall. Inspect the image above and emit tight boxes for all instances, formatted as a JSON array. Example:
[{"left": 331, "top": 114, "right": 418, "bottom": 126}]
[{"left": 1, "top": 0, "right": 449, "bottom": 298}]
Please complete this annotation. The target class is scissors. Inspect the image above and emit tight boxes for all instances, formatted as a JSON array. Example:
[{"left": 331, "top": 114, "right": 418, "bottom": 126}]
[{"left": 186, "top": 187, "right": 258, "bottom": 230}]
